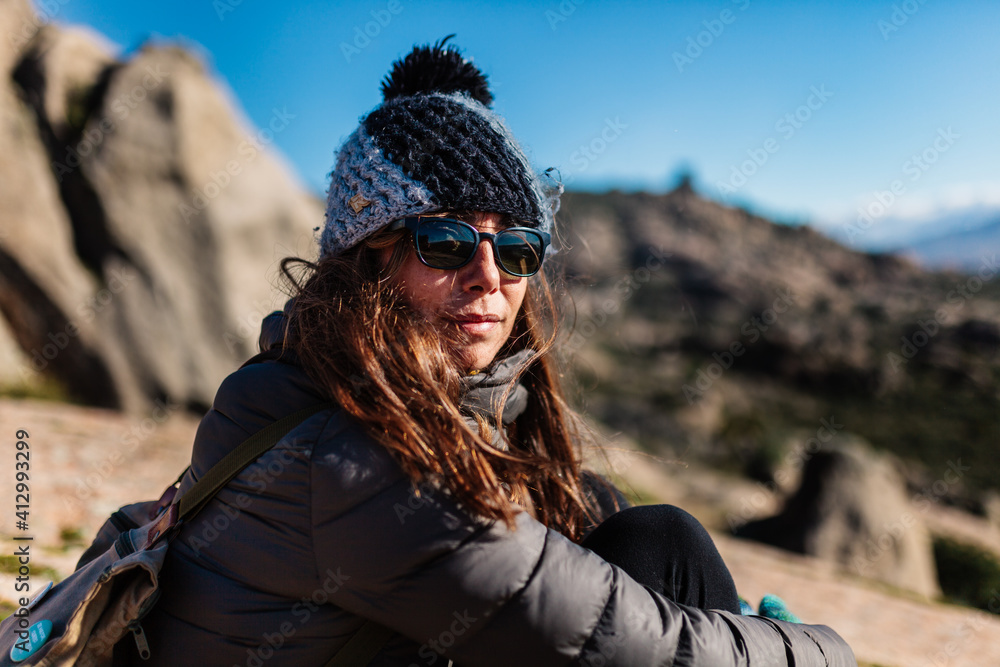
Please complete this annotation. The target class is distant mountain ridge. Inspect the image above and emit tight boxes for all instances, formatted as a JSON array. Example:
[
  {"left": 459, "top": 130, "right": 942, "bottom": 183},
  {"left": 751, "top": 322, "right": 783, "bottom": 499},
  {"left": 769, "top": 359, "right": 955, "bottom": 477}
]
[
  {"left": 894, "top": 217, "right": 1000, "bottom": 271},
  {"left": 824, "top": 202, "right": 1000, "bottom": 272}
]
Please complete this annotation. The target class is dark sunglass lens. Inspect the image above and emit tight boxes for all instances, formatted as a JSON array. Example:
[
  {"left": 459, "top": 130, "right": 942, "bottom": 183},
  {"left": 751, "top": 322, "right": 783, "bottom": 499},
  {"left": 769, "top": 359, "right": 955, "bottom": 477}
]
[
  {"left": 495, "top": 230, "right": 544, "bottom": 276},
  {"left": 416, "top": 219, "right": 478, "bottom": 269}
]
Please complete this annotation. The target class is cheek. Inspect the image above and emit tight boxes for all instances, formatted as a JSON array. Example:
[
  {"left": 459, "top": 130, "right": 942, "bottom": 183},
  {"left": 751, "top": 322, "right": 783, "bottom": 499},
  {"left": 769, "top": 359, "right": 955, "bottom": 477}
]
[
  {"left": 506, "top": 280, "right": 527, "bottom": 312},
  {"left": 501, "top": 281, "right": 528, "bottom": 330},
  {"left": 395, "top": 255, "right": 453, "bottom": 314}
]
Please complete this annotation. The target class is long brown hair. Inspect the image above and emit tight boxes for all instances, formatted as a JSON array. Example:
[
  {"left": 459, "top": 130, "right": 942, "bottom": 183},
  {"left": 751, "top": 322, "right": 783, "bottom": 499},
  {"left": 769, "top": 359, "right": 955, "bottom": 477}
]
[{"left": 279, "top": 222, "right": 599, "bottom": 541}]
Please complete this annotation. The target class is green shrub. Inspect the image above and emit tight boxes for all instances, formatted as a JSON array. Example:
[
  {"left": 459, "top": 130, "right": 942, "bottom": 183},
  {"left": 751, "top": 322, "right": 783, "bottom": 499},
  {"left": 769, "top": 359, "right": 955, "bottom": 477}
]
[
  {"left": 0, "top": 376, "right": 70, "bottom": 402},
  {"left": 0, "top": 599, "right": 17, "bottom": 623},
  {"left": 933, "top": 536, "right": 1000, "bottom": 613}
]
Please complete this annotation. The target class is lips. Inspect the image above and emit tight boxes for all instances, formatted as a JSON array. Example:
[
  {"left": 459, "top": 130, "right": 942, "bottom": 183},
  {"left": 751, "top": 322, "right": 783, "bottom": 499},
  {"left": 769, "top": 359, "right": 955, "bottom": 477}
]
[
  {"left": 451, "top": 313, "right": 500, "bottom": 324},
  {"left": 448, "top": 313, "right": 501, "bottom": 335}
]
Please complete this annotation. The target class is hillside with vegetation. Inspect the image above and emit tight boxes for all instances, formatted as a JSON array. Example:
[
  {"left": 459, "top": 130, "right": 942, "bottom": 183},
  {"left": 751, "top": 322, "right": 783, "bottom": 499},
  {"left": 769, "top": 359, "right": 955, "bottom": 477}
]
[{"left": 556, "top": 183, "right": 1000, "bottom": 509}]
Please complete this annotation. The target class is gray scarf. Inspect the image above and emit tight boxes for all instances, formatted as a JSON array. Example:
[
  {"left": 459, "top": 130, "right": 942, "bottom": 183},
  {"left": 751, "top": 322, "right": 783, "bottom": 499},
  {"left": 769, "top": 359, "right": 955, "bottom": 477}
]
[{"left": 459, "top": 349, "right": 533, "bottom": 448}]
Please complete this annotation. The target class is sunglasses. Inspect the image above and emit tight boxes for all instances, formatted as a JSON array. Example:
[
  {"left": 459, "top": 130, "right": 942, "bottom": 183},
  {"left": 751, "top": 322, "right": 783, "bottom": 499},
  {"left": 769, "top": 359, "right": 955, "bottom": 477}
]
[{"left": 390, "top": 216, "right": 550, "bottom": 277}]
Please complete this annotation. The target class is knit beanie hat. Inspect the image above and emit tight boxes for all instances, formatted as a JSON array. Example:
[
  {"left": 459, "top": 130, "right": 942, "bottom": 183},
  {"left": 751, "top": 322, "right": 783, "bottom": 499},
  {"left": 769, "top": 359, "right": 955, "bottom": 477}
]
[{"left": 319, "top": 36, "right": 563, "bottom": 258}]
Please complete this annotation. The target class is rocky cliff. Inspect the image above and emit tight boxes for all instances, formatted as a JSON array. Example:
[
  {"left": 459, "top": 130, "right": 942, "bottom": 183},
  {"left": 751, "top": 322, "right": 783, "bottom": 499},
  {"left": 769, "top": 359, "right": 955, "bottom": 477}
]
[{"left": 0, "top": 1, "right": 322, "bottom": 413}]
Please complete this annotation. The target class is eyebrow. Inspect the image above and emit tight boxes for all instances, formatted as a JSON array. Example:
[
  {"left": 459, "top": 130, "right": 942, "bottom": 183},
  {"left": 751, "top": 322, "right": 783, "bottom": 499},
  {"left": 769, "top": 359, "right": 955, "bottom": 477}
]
[{"left": 433, "top": 211, "right": 519, "bottom": 228}]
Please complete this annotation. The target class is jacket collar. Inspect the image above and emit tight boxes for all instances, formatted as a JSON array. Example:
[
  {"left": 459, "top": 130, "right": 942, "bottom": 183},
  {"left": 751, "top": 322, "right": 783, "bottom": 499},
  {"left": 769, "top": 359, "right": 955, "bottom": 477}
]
[{"left": 459, "top": 348, "right": 533, "bottom": 426}]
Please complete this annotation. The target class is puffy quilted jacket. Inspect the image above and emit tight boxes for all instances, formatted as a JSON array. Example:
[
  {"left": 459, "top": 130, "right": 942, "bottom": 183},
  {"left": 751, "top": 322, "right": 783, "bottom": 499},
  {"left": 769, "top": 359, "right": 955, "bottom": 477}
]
[{"left": 139, "top": 351, "right": 856, "bottom": 666}]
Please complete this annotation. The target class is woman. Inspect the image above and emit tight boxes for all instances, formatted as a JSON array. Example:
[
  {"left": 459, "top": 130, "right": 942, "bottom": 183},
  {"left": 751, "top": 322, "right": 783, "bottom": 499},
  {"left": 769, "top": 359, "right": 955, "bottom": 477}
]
[{"left": 139, "top": 38, "right": 855, "bottom": 665}]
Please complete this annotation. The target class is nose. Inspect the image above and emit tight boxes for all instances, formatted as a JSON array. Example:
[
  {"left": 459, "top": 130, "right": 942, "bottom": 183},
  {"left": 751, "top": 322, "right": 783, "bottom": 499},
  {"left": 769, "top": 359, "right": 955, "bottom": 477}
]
[{"left": 459, "top": 239, "right": 501, "bottom": 293}]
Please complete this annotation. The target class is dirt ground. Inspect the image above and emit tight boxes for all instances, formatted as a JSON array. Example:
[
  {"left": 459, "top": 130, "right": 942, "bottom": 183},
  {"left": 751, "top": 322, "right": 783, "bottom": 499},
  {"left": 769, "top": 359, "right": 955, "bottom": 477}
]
[{"left": 2, "top": 397, "right": 999, "bottom": 666}]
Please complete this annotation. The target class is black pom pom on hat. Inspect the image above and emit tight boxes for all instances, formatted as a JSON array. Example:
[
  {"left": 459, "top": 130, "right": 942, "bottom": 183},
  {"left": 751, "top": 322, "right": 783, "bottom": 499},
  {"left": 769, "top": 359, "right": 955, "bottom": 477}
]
[{"left": 380, "top": 34, "right": 493, "bottom": 107}]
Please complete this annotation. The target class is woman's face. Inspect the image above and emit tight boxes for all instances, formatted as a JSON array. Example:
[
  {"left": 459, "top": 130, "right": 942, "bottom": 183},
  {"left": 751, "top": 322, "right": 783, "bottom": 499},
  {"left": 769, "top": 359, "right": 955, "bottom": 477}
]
[{"left": 391, "top": 211, "right": 528, "bottom": 372}]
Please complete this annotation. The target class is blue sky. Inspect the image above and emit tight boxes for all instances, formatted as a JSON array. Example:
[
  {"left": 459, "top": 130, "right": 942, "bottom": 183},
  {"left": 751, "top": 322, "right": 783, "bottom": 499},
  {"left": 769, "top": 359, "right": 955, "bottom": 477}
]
[{"left": 47, "top": 0, "right": 1000, "bottom": 246}]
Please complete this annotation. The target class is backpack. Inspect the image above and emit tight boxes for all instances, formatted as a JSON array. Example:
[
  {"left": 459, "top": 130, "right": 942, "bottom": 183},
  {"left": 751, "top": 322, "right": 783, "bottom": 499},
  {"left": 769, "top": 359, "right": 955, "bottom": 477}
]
[{"left": 0, "top": 402, "right": 392, "bottom": 666}]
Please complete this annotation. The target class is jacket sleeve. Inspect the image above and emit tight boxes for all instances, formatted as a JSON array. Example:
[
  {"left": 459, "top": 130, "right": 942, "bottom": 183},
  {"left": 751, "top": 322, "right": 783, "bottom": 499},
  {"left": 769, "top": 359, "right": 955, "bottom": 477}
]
[{"left": 309, "top": 414, "right": 856, "bottom": 666}]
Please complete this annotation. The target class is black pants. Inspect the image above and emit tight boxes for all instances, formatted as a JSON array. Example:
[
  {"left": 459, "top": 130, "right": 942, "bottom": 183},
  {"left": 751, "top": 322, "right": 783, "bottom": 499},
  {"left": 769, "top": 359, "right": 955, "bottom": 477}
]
[{"left": 581, "top": 504, "right": 741, "bottom": 614}]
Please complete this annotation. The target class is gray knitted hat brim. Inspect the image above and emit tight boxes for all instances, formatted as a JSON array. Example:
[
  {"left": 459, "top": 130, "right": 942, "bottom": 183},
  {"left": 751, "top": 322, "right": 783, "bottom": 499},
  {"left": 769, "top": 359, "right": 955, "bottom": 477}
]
[{"left": 320, "top": 123, "right": 438, "bottom": 258}]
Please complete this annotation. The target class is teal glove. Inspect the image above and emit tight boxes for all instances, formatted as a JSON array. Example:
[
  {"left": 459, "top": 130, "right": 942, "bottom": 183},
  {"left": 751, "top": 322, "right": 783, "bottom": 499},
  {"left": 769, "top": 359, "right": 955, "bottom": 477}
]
[
  {"left": 737, "top": 594, "right": 802, "bottom": 623},
  {"left": 757, "top": 594, "right": 802, "bottom": 623}
]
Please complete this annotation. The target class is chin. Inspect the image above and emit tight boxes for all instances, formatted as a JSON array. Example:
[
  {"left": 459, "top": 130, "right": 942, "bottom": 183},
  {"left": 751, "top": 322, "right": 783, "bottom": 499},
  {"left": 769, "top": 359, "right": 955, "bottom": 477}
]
[{"left": 460, "top": 344, "right": 502, "bottom": 373}]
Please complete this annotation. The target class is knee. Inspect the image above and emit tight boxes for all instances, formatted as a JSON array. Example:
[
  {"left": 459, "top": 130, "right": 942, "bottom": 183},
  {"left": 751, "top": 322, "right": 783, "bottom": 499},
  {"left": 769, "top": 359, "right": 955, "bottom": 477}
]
[
  {"left": 589, "top": 504, "right": 713, "bottom": 546},
  {"left": 607, "top": 504, "right": 702, "bottom": 530}
]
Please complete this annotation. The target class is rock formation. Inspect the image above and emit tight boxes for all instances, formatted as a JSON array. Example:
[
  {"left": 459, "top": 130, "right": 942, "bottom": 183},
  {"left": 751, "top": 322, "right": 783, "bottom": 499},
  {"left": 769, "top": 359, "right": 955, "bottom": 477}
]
[
  {"left": 734, "top": 439, "right": 940, "bottom": 598},
  {"left": 0, "top": 3, "right": 322, "bottom": 412}
]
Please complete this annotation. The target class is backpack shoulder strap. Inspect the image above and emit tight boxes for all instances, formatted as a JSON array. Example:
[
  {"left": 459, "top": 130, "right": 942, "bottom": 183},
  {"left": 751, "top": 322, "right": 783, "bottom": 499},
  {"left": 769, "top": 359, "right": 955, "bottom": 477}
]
[{"left": 178, "top": 402, "right": 332, "bottom": 520}]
